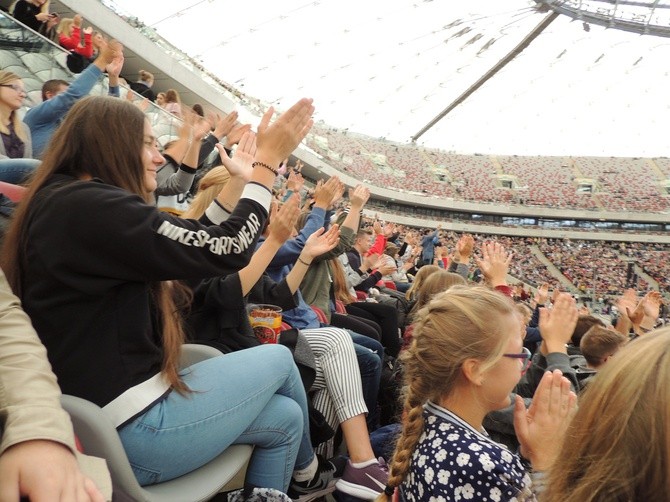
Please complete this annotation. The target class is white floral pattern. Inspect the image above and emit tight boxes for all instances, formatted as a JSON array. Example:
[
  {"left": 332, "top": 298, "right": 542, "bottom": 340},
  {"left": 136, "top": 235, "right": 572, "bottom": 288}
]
[{"left": 400, "top": 402, "right": 534, "bottom": 501}]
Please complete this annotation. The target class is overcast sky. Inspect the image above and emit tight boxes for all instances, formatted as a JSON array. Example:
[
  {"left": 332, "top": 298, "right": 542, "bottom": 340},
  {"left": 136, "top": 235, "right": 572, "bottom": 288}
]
[{"left": 108, "top": 0, "right": 670, "bottom": 157}]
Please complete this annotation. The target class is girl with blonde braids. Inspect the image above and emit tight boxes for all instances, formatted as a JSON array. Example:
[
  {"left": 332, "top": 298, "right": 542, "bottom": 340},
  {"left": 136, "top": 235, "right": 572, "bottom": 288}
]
[{"left": 379, "top": 286, "right": 578, "bottom": 501}]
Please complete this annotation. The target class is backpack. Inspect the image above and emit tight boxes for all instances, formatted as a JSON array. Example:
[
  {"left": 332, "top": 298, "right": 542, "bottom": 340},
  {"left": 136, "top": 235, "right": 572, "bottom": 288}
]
[{"left": 66, "top": 51, "right": 91, "bottom": 73}]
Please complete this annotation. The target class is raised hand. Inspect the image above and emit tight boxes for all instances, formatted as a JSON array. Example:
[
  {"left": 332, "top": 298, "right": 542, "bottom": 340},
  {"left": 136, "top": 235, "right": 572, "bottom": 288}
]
[
  {"left": 212, "top": 111, "right": 238, "bottom": 141},
  {"left": 348, "top": 185, "right": 371, "bottom": 209},
  {"left": 313, "top": 176, "right": 342, "bottom": 209},
  {"left": 215, "top": 131, "right": 256, "bottom": 181},
  {"left": 475, "top": 241, "right": 512, "bottom": 287},
  {"left": 106, "top": 51, "right": 124, "bottom": 79},
  {"left": 363, "top": 253, "right": 380, "bottom": 271},
  {"left": 539, "top": 292, "right": 578, "bottom": 353},
  {"left": 95, "top": 39, "right": 122, "bottom": 70},
  {"left": 303, "top": 224, "right": 341, "bottom": 259},
  {"left": 224, "top": 122, "right": 252, "bottom": 149},
  {"left": 534, "top": 283, "right": 550, "bottom": 305},
  {"left": 514, "top": 370, "right": 577, "bottom": 471},
  {"left": 286, "top": 171, "right": 305, "bottom": 193},
  {"left": 266, "top": 195, "right": 300, "bottom": 245},
  {"left": 378, "top": 261, "right": 397, "bottom": 276},
  {"left": 256, "top": 98, "right": 314, "bottom": 166},
  {"left": 193, "top": 114, "right": 214, "bottom": 141},
  {"left": 456, "top": 234, "right": 475, "bottom": 262},
  {"left": 628, "top": 290, "right": 662, "bottom": 331}
]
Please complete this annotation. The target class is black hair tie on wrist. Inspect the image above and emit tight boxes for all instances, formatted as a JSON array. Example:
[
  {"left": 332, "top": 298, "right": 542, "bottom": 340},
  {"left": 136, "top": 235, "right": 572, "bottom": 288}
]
[{"left": 384, "top": 485, "right": 395, "bottom": 496}]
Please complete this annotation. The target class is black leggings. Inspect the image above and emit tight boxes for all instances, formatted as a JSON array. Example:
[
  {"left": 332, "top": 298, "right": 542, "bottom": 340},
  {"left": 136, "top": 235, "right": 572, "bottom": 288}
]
[
  {"left": 330, "top": 312, "right": 381, "bottom": 342},
  {"left": 345, "top": 302, "right": 400, "bottom": 358}
]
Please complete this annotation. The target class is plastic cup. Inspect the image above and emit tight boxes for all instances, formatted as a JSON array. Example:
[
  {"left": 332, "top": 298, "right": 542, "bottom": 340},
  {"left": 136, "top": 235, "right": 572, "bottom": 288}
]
[{"left": 248, "top": 304, "right": 283, "bottom": 344}]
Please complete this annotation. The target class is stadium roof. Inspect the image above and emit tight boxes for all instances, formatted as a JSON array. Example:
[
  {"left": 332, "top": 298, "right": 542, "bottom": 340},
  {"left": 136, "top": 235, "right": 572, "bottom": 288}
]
[{"left": 107, "top": 0, "right": 670, "bottom": 158}]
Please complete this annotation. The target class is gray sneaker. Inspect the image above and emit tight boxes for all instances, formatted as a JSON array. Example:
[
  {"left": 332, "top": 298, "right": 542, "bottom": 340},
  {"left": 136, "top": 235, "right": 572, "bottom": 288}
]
[
  {"left": 288, "top": 455, "right": 344, "bottom": 502},
  {"left": 335, "top": 458, "right": 389, "bottom": 500}
]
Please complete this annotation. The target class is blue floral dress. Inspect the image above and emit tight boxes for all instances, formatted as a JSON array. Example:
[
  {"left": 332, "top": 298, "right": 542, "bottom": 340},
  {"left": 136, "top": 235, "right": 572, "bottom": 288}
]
[{"left": 399, "top": 401, "right": 534, "bottom": 501}]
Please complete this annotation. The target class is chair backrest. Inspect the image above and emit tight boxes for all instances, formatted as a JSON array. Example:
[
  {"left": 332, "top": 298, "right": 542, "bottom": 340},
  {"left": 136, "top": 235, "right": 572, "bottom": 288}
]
[
  {"left": 180, "top": 343, "right": 223, "bottom": 368},
  {"left": 310, "top": 304, "right": 329, "bottom": 323},
  {"left": 334, "top": 300, "right": 347, "bottom": 314},
  {"left": 62, "top": 344, "right": 252, "bottom": 501}
]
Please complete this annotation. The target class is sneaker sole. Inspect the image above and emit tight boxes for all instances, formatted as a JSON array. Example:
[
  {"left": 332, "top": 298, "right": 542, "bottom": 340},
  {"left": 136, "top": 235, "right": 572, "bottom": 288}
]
[
  {"left": 291, "top": 481, "right": 337, "bottom": 502},
  {"left": 335, "top": 479, "right": 383, "bottom": 500}
]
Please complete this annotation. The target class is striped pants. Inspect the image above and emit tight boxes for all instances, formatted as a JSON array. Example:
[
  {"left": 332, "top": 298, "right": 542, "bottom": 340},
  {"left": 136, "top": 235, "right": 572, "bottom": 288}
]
[{"left": 300, "top": 327, "right": 369, "bottom": 455}]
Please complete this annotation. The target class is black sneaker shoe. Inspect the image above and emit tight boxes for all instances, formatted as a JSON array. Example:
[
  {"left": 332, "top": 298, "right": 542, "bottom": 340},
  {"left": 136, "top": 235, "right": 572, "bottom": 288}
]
[{"left": 288, "top": 454, "right": 342, "bottom": 502}]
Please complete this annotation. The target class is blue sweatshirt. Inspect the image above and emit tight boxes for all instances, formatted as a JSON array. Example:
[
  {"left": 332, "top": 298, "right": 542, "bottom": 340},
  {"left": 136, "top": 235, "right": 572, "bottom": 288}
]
[
  {"left": 24, "top": 64, "right": 105, "bottom": 158},
  {"left": 258, "top": 206, "right": 327, "bottom": 329}
]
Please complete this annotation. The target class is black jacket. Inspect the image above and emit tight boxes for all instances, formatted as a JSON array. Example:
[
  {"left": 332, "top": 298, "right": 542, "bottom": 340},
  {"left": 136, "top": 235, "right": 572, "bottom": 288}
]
[{"left": 20, "top": 175, "right": 270, "bottom": 407}]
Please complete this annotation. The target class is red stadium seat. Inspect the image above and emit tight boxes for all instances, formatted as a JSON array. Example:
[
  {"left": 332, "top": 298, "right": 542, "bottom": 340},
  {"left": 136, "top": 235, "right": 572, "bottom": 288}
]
[
  {"left": 310, "top": 305, "right": 329, "bottom": 324},
  {"left": 0, "top": 181, "right": 26, "bottom": 202}
]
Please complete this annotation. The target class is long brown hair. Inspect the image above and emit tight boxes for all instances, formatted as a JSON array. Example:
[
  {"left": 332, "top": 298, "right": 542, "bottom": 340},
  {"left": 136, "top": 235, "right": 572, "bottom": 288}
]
[
  {"left": 330, "top": 257, "right": 354, "bottom": 305},
  {"left": 543, "top": 328, "right": 670, "bottom": 501},
  {"left": 379, "top": 286, "right": 515, "bottom": 500},
  {"left": 1, "top": 95, "right": 188, "bottom": 393}
]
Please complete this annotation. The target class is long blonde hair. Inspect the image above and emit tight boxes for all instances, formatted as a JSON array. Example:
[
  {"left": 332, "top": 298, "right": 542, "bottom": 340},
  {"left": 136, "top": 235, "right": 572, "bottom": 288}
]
[
  {"left": 182, "top": 166, "right": 230, "bottom": 219},
  {"left": 404, "top": 264, "right": 439, "bottom": 301},
  {"left": 411, "top": 270, "right": 466, "bottom": 317},
  {"left": 56, "top": 17, "right": 74, "bottom": 37},
  {"left": 379, "top": 286, "right": 515, "bottom": 500},
  {"left": 543, "top": 328, "right": 670, "bottom": 501},
  {"left": 0, "top": 71, "right": 28, "bottom": 142}
]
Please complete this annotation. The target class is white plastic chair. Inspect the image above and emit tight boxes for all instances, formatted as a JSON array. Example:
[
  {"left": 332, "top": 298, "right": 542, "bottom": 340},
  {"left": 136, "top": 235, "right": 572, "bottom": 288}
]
[{"left": 62, "top": 344, "right": 253, "bottom": 502}]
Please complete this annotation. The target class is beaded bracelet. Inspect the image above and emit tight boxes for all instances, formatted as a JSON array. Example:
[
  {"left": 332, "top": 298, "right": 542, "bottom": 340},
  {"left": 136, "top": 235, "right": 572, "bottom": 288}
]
[{"left": 252, "top": 161, "right": 279, "bottom": 176}]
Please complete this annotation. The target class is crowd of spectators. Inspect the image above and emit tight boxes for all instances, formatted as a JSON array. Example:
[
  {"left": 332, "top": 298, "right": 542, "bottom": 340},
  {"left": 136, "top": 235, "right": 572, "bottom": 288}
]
[
  {"left": 2, "top": 5, "right": 670, "bottom": 502},
  {"left": 306, "top": 125, "right": 670, "bottom": 214}
]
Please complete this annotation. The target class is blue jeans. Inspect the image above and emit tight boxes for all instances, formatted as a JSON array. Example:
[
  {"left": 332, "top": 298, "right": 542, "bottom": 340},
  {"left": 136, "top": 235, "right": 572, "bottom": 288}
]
[
  {"left": 393, "top": 282, "right": 411, "bottom": 294},
  {"left": 0, "top": 158, "right": 40, "bottom": 184},
  {"left": 349, "top": 332, "right": 383, "bottom": 431},
  {"left": 118, "top": 344, "right": 313, "bottom": 491}
]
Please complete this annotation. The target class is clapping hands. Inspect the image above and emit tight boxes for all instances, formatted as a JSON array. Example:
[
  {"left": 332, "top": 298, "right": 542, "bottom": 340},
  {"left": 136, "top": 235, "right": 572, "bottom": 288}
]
[
  {"left": 475, "top": 242, "right": 512, "bottom": 287},
  {"left": 514, "top": 369, "right": 577, "bottom": 471},
  {"left": 539, "top": 293, "right": 578, "bottom": 354},
  {"left": 215, "top": 131, "right": 256, "bottom": 181}
]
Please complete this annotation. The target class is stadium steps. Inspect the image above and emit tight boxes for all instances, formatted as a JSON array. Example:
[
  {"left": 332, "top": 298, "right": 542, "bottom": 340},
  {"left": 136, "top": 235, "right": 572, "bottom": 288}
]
[
  {"left": 645, "top": 159, "right": 667, "bottom": 181},
  {"left": 490, "top": 156, "right": 504, "bottom": 175},
  {"left": 591, "top": 194, "right": 607, "bottom": 211},
  {"left": 614, "top": 251, "right": 660, "bottom": 291},
  {"left": 568, "top": 157, "right": 584, "bottom": 178},
  {"left": 528, "top": 245, "right": 579, "bottom": 292}
]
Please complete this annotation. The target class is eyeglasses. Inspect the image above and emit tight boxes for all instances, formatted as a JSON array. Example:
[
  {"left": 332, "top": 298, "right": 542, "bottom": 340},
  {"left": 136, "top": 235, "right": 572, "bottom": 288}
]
[
  {"left": 503, "top": 346, "right": 532, "bottom": 375},
  {"left": 0, "top": 84, "right": 26, "bottom": 95}
]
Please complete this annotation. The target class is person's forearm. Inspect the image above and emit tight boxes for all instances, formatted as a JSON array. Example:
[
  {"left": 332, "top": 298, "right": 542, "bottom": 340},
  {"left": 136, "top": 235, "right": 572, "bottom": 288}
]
[
  {"left": 341, "top": 204, "right": 363, "bottom": 231},
  {"left": 163, "top": 137, "right": 191, "bottom": 166},
  {"left": 250, "top": 151, "right": 280, "bottom": 191},
  {"left": 182, "top": 138, "right": 201, "bottom": 171},
  {"left": 238, "top": 237, "right": 282, "bottom": 295},
  {"left": 0, "top": 273, "right": 76, "bottom": 455},
  {"left": 215, "top": 175, "right": 247, "bottom": 213},
  {"left": 285, "top": 250, "right": 313, "bottom": 293},
  {"left": 614, "top": 315, "right": 632, "bottom": 335}
]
